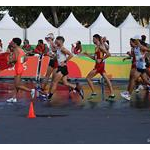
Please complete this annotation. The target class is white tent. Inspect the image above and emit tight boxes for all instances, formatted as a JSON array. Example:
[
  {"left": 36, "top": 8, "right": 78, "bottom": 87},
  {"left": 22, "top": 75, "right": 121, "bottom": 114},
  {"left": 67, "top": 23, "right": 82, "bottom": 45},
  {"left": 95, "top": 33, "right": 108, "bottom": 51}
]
[
  {"left": 119, "top": 13, "right": 149, "bottom": 54},
  {"left": 0, "top": 12, "right": 24, "bottom": 51},
  {"left": 58, "top": 12, "right": 89, "bottom": 49},
  {"left": 89, "top": 12, "right": 120, "bottom": 54},
  {"left": 27, "top": 12, "right": 58, "bottom": 45},
  {"left": 146, "top": 23, "right": 150, "bottom": 44}
]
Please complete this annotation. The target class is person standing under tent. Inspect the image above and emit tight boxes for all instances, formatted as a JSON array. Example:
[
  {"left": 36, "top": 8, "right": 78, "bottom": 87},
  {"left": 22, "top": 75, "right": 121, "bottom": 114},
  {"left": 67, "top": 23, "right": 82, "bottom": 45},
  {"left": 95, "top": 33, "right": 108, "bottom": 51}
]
[
  {"left": 71, "top": 41, "right": 82, "bottom": 55},
  {"left": 83, "top": 34, "right": 115, "bottom": 100},
  {"left": 47, "top": 36, "right": 84, "bottom": 102},
  {"left": 6, "top": 38, "right": 35, "bottom": 103},
  {"left": 34, "top": 39, "right": 49, "bottom": 81}
]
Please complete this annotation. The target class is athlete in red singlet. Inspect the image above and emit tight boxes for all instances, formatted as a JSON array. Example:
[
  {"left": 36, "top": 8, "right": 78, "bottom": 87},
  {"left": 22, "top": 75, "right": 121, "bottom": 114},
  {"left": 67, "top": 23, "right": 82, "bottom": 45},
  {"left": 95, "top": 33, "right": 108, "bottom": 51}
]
[
  {"left": 84, "top": 34, "right": 115, "bottom": 100},
  {"left": 94, "top": 50, "right": 106, "bottom": 75},
  {"left": 6, "top": 38, "right": 35, "bottom": 103}
]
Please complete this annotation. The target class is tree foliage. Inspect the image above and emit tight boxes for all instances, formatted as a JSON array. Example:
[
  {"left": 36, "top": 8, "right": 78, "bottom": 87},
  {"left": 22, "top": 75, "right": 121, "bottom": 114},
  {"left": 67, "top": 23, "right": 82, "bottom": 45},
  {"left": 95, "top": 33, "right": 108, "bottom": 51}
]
[{"left": 0, "top": 6, "right": 150, "bottom": 28}]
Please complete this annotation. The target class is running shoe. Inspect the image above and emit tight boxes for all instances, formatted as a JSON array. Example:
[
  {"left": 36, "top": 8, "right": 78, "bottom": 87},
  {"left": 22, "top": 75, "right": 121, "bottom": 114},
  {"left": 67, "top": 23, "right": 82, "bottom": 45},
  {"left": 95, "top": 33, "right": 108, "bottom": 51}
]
[
  {"left": 106, "top": 94, "right": 115, "bottom": 101},
  {"left": 31, "top": 89, "right": 35, "bottom": 99},
  {"left": 6, "top": 98, "right": 17, "bottom": 103},
  {"left": 135, "top": 85, "right": 144, "bottom": 93},
  {"left": 121, "top": 91, "right": 129, "bottom": 95},
  {"left": 38, "top": 94, "right": 48, "bottom": 101},
  {"left": 87, "top": 93, "right": 97, "bottom": 100},
  {"left": 120, "top": 92, "right": 131, "bottom": 101}
]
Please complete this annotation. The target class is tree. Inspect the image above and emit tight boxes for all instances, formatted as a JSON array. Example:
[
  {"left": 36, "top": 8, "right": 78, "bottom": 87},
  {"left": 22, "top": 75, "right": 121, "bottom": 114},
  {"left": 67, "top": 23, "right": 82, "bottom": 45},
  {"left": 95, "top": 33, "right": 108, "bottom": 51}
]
[{"left": 0, "top": 6, "right": 150, "bottom": 28}]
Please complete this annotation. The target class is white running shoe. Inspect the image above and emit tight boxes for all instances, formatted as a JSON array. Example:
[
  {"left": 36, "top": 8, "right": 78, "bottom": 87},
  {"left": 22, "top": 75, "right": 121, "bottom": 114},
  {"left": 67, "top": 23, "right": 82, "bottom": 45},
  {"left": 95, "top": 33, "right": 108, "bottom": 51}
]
[
  {"left": 31, "top": 89, "right": 35, "bottom": 99},
  {"left": 120, "top": 92, "right": 131, "bottom": 101},
  {"left": 121, "top": 91, "right": 129, "bottom": 95},
  {"left": 6, "top": 98, "right": 17, "bottom": 103},
  {"left": 135, "top": 85, "right": 144, "bottom": 93}
]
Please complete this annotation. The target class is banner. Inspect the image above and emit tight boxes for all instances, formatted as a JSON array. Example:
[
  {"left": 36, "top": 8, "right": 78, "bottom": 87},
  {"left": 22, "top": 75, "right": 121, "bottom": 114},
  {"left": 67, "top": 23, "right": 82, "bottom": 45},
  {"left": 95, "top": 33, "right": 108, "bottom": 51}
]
[
  {"left": 0, "top": 56, "right": 131, "bottom": 79},
  {"left": 39, "top": 56, "right": 50, "bottom": 78},
  {"left": 0, "top": 56, "right": 39, "bottom": 78}
]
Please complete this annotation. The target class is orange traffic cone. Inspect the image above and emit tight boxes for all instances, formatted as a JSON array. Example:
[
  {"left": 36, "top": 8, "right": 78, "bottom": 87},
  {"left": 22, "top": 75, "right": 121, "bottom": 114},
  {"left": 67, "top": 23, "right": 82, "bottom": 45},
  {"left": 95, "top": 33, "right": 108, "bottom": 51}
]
[{"left": 27, "top": 101, "right": 36, "bottom": 118}]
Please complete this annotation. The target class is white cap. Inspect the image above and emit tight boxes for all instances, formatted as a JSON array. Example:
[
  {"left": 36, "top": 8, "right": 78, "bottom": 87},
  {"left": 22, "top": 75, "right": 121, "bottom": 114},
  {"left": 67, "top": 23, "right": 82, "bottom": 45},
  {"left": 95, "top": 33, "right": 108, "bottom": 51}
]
[
  {"left": 45, "top": 33, "right": 55, "bottom": 40},
  {"left": 132, "top": 35, "right": 140, "bottom": 40}
]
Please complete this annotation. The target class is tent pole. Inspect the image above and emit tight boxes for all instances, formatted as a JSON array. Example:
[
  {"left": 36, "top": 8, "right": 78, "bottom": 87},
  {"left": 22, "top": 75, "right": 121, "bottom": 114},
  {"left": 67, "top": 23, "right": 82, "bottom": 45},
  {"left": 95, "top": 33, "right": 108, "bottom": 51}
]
[
  {"left": 24, "top": 28, "right": 27, "bottom": 40},
  {"left": 58, "top": 28, "right": 60, "bottom": 36},
  {"left": 120, "top": 29, "right": 122, "bottom": 56},
  {"left": 89, "top": 28, "right": 91, "bottom": 44}
]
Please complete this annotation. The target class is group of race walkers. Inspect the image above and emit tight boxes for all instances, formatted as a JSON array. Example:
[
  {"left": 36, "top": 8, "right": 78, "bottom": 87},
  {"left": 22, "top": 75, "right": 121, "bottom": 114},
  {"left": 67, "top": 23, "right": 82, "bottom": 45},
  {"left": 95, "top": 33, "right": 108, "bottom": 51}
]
[{"left": 2, "top": 33, "right": 150, "bottom": 103}]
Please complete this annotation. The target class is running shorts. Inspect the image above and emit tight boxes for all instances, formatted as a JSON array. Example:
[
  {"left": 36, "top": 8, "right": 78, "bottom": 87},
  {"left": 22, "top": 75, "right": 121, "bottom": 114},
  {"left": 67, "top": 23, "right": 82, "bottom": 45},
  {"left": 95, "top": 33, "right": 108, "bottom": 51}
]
[
  {"left": 94, "top": 63, "right": 106, "bottom": 75},
  {"left": 57, "top": 65, "right": 68, "bottom": 76}
]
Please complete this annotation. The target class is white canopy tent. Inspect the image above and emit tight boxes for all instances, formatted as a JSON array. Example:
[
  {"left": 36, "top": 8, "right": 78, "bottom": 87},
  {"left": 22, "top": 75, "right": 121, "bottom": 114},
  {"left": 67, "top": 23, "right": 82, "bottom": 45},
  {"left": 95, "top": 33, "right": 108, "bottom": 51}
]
[
  {"left": 0, "top": 12, "right": 24, "bottom": 51},
  {"left": 58, "top": 12, "right": 90, "bottom": 49},
  {"left": 27, "top": 12, "right": 58, "bottom": 45},
  {"left": 146, "top": 23, "right": 150, "bottom": 44},
  {"left": 89, "top": 12, "right": 120, "bottom": 54},
  {"left": 119, "top": 13, "right": 149, "bottom": 54}
]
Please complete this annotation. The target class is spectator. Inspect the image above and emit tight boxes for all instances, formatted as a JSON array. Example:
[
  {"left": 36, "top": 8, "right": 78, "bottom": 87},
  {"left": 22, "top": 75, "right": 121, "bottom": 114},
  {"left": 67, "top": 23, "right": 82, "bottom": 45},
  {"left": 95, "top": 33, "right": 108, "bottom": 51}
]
[
  {"left": 7, "top": 41, "right": 14, "bottom": 53},
  {"left": 140, "top": 35, "right": 150, "bottom": 47},
  {"left": 71, "top": 41, "right": 82, "bottom": 55},
  {"left": 141, "top": 35, "right": 146, "bottom": 42},
  {"left": 22, "top": 39, "right": 34, "bottom": 56},
  {"left": 34, "top": 39, "right": 49, "bottom": 55}
]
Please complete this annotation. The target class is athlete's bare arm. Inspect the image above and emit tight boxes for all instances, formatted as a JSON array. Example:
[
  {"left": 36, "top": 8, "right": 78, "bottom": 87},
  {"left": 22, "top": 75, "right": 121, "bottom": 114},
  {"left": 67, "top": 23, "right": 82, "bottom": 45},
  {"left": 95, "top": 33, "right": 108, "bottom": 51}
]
[
  {"left": 137, "top": 41, "right": 150, "bottom": 52},
  {"left": 123, "top": 49, "right": 133, "bottom": 61},
  {"left": 141, "top": 45, "right": 150, "bottom": 52},
  {"left": 100, "top": 46, "right": 111, "bottom": 60},
  {"left": 8, "top": 49, "right": 18, "bottom": 64},
  {"left": 123, "top": 56, "right": 131, "bottom": 62},
  {"left": 82, "top": 48, "right": 96, "bottom": 60},
  {"left": 49, "top": 40, "right": 57, "bottom": 53},
  {"left": 83, "top": 52, "right": 95, "bottom": 60}
]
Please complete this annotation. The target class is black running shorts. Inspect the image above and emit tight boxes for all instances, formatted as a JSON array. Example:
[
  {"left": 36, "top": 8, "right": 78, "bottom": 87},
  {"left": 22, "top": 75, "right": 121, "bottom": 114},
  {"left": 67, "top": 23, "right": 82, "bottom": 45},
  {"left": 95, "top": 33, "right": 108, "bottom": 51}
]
[
  {"left": 57, "top": 65, "right": 68, "bottom": 76},
  {"left": 137, "top": 68, "right": 146, "bottom": 74}
]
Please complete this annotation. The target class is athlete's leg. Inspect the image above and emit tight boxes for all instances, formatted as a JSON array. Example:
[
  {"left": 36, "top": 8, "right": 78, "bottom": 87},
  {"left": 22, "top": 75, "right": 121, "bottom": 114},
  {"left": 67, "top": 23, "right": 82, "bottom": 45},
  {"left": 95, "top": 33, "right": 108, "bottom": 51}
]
[
  {"left": 86, "top": 69, "right": 98, "bottom": 93},
  {"left": 14, "top": 75, "right": 31, "bottom": 92},
  {"left": 62, "top": 75, "right": 76, "bottom": 89},
  {"left": 141, "top": 73, "right": 150, "bottom": 85},
  {"left": 42, "top": 66, "right": 54, "bottom": 90},
  {"left": 146, "top": 68, "right": 150, "bottom": 77},
  {"left": 127, "top": 68, "right": 136, "bottom": 91},
  {"left": 128, "top": 71, "right": 141, "bottom": 95},
  {"left": 62, "top": 75, "right": 84, "bottom": 99},
  {"left": 48, "top": 68, "right": 58, "bottom": 94},
  {"left": 102, "top": 72, "right": 114, "bottom": 96},
  {"left": 51, "top": 68, "right": 58, "bottom": 81},
  {"left": 49, "top": 72, "right": 63, "bottom": 95}
]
